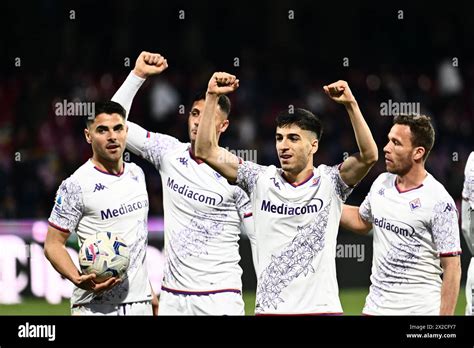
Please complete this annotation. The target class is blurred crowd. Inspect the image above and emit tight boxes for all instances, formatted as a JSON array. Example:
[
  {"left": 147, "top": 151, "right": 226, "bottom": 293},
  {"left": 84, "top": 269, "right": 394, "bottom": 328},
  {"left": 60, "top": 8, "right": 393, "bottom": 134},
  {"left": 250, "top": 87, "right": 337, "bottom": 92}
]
[{"left": 0, "top": 1, "right": 472, "bottom": 218}]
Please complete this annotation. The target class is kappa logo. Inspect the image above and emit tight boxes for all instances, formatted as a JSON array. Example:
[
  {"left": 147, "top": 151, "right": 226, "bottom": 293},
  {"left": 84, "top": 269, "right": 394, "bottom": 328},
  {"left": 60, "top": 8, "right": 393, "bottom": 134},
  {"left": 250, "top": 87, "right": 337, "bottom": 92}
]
[
  {"left": 177, "top": 157, "right": 188, "bottom": 167},
  {"left": 444, "top": 202, "right": 455, "bottom": 212},
  {"left": 409, "top": 198, "right": 421, "bottom": 211},
  {"left": 378, "top": 188, "right": 385, "bottom": 196},
  {"left": 93, "top": 183, "right": 107, "bottom": 192},
  {"left": 270, "top": 177, "right": 281, "bottom": 190}
]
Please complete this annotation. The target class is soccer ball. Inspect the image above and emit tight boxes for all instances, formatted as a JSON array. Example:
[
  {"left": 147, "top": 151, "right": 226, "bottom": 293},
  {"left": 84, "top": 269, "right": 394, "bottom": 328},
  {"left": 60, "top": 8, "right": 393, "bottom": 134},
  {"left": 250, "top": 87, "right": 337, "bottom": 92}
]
[{"left": 78, "top": 232, "right": 130, "bottom": 283}]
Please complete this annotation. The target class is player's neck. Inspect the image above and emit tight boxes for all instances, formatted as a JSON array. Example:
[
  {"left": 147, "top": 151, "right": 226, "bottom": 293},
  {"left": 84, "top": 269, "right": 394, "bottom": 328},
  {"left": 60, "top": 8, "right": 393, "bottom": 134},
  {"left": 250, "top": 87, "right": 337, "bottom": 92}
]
[
  {"left": 395, "top": 165, "right": 427, "bottom": 191},
  {"left": 282, "top": 167, "right": 314, "bottom": 185},
  {"left": 91, "top": 157, "right": 124, "bottom": 175}
]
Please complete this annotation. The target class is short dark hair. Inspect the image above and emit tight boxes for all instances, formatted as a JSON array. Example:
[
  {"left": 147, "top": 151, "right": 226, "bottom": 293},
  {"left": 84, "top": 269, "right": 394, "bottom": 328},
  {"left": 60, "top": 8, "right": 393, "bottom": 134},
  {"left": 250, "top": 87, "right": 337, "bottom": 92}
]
[
  {"left": 276, "top": 108, "right": 323, "bottom": 141},
  {"left": 393, "top": 114, "right": 435, "bottom": 160},
  {"left": 191, "top": 91, "right": 231, "bottom": 116},
  {"left": 85, "top": 101, "right": 126, "bottom": 128}
]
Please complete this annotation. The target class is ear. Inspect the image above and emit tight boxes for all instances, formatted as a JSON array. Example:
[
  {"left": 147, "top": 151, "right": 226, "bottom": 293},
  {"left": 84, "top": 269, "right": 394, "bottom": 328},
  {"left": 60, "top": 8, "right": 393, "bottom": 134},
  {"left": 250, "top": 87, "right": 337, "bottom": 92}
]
[
  {"left": 84, "top": 128, "right": 92, "bottom": 144},
  {"left": 219, "top": 119, "right": 230, "bottom": 134},
  {"left": 311, "top": 138, "right": 319, "bottom": 155},
  {"left": 413, "top": 146, "right": 425, "bottom": 161}
]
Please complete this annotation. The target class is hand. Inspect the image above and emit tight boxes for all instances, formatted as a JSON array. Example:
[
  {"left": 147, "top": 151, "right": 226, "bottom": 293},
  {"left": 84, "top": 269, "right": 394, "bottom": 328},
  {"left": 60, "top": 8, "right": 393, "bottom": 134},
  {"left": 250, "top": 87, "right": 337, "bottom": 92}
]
[
  {"left": 207, "top": 72, "right": 239, "bottom": 95},
  {"left": 93, "top": 277, "right": 121, "bottom": 295},
  {"left": 133, "top": 51, "right": 168, "bottom": 79},
  {"left": 73, "top": 273, "right": 121, "bottom": 293},
  {"left": 323, "top": 80, "right": 356, "bottom": 106},
  {"left": 73, "top": 273, "right": 97, "bottom": 291}
]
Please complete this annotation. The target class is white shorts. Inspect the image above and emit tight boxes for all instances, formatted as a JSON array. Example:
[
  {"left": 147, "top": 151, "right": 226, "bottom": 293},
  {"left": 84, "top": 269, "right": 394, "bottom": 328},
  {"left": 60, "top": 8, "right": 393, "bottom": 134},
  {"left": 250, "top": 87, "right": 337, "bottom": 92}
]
[
  {"left": 71, "top": 301, "right": 153, "bottom": 316},
  {"left": 158, "top": 290, "right": 245, "bottom": 315},
  {"left": 466, "top": 258, "right": 474, "bottom": 315}
]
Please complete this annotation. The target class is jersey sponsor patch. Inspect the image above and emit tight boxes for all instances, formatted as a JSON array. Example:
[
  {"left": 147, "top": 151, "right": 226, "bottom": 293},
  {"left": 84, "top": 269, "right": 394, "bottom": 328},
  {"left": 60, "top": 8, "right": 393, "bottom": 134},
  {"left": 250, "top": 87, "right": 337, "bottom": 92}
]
[
  {"left": 373, "top": 216, "right": 416, "bottom": 238},
  {"left": 167, "top": 177, "right": 224, "bottom": 206},
  {"left": 100, "top": 199, "right": 149, "bottom": 220},
  {"left": 260, "top": 198, "right": 324, "bottom": 216}
]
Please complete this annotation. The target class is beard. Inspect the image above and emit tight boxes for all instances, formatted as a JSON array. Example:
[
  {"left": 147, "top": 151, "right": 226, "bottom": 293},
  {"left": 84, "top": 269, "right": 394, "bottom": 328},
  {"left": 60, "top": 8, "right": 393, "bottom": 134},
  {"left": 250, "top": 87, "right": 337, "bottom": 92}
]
[{"left": 386, "top": 158, "right": 412, "bottom": 176}]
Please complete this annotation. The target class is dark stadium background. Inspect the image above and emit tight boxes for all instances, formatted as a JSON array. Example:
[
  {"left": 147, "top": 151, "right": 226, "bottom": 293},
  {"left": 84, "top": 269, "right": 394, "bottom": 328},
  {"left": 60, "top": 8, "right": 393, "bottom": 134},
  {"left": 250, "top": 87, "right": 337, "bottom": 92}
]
[{"left": 0, "top": 0, "right": 472, "bottom": 314}]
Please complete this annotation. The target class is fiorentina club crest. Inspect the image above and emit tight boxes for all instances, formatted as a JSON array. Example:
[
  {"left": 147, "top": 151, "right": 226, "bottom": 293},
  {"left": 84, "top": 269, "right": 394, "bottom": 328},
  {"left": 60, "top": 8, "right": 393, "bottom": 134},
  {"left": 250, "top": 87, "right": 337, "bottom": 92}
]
[
  {"left": 409, "top": 198, "right": 421, "bottom": 211},
  {"left": 310, "top": 176, "right": 321, "bottom": 187}
]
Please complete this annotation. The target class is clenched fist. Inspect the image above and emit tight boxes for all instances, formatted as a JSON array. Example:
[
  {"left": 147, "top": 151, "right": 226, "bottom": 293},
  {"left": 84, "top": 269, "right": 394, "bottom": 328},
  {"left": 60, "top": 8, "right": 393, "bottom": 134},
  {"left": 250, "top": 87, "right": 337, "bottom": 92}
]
[
  {"left": 207, "top": 72, "right": 239, "bottom": 95},
  {"left": 133, "top": 51, "right": 168, "bottom": 79},
  {"left": 323, "top": 80, "right": 356, "bottom": 106}
]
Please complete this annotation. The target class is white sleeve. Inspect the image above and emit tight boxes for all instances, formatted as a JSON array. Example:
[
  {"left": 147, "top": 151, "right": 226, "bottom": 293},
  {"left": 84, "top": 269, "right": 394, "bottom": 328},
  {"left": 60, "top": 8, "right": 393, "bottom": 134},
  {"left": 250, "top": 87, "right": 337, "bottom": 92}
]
[
  {"left": 126, "top": 121, "right": 181, "bottom": 170},
  {"left": 462, "top": 200, "right": 473, "bottom": 255},
  {"left": 431, "top": 199, "right": 462, "bottom": 257},
  {"left": 359, "top": 193, "right": 373, "bottom": 223},
  {"left": 462, "top": 152, "right": 474, "bottom": 208},
  {"left": 234, "top": 187, "right": 257, "bottom": 272},
  {"left": 48, "top": 177, "right": 84, "bottom": 233},
  {"left": 111, "top": 71, "right": 146, "bottom": 119},
  {"left": 322, "top": 164, "right": 354, "bottom": 202},
  {"left": 462, "top": 152, "right": 474, "bottom": 254},
  {"left": 236, "top": 161, "right": 268, "bottom": 196}
]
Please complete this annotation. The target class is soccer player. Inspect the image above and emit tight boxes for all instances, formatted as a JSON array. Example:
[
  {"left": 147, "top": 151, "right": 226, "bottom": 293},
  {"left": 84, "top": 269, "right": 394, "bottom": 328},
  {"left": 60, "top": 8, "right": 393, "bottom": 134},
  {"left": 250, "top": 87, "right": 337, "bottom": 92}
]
[
  {"left": 341, "top": 115, "right": 462, "bottom": 315},
  {"left": 195, "top": 72, "right": 378, "bottom": 315},
  {"left": 462, "top": 151, "right": 474, "bottom": 315},
  {"left": 45, "top": 101, "right": 158, "bottom": 315},
  {"left": 111, "top": 53, "right": 254, "bottom": 315}
]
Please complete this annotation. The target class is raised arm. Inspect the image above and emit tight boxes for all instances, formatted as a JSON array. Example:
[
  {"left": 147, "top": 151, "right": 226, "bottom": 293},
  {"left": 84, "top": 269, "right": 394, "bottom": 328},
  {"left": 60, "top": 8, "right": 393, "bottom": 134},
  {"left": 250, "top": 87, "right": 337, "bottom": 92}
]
[
  {"left": 111, "top": 51, "right": 168, "bottom": 119},
  {"left": 340, "top": 204, "right": 372, "bottom": 235},
  {"left": 111, "top": 51, "right": 179, "bottom": 165},
  {"left": 324, "top": 81, "right": 378, "bottom": 187},
  {"left": 195, "top": 72, "right": 241, "bottom": 183}
]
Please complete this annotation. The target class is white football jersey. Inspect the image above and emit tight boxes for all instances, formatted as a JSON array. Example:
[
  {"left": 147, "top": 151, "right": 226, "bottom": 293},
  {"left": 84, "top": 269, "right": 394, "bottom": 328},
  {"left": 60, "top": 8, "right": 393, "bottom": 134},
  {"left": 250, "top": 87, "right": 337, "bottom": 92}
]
[
  {"left": 48, "top": 160, "right": 152, "bottom": 306},
  {"left": 359, "top": 172, "right": 462, "bottom": 315},
  {"left": 462, "top": 152, "right": 474, "bottom": 315},
  {"left": 236, "top": 161, "right": 353, "bottom": 315},
  {"left": 462, "top": 152, "right": 474, "bottom": 254},
  {"left": 125, "top": 122, "right": 253, "bottom": 294}
]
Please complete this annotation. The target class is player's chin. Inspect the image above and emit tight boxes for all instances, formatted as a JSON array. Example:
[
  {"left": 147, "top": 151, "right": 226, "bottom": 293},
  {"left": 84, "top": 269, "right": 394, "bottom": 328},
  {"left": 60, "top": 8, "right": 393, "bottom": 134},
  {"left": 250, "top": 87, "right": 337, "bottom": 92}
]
[
  {"left": 104, "top": 150, "right": 123, "bottom": 162},
  {"left": 385, "top": 164, "right": 398, "bottom": 174},
  {"left": 279, "top": 161, "right": 293, "bottom": 171}
]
